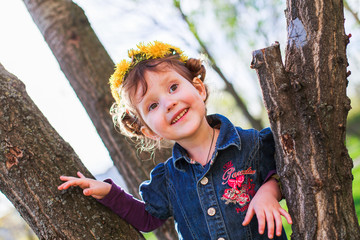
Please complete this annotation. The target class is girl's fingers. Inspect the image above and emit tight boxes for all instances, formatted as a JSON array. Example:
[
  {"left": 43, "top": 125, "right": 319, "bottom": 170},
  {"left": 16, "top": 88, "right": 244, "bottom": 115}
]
[
  {"left": 279, "top": 208, "right": 293, "bottom": 224},
  {"left": 83, "top": 187, "right": 100, "bottom": 196},
  {"left": 59, "top": 176, "right": 78, "bottom": 190},
  {"left": 83, "top": 188, "right": 92, "bottom": 196},
  {"left": 77, "top": 172, "right": 86, "bottom": 178},
  {"left": 273, "top": 210, "right": 283, "bottom": 237},
  {"left": 58, "top": 180, "right": 76, "bottom": 190},
  {"left": 58, "top": 174, "right": 109, "bottom": 200},
  {"left": 57, "top": 183, "right": 67, "bottom": 190},
  {"left": 83, "top": 187, "right": 107, "bottom": 199},
  {"left": 59, "top": 176, "right": 72, "bottom": 181},
  {"left": 242, "top": 204, "right": 255, "bottom": 226},
  {"left": 265, "top": 211, "right": 274, "bottom": 239},
  {"left": 256, "top": 210, "right": 266, "bottom": 235},
  {"left": 59, "top": 179, "right": 89, "bottom": 190},
  {"left": 58, "top": 182, "right": 72, "bottom": 190},
  {"left": 59, "top": 176, "right": 81, "bottom": 182}
]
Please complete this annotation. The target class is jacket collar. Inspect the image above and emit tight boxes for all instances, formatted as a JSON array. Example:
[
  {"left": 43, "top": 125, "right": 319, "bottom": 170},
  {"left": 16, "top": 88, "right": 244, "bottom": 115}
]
[{"left": 172, "top": 114, "right": 242, "bottom": 171}]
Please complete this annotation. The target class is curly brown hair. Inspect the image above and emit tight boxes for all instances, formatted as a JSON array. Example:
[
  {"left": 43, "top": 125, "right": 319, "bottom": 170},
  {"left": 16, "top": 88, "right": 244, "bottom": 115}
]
[{"left": 110, "top": 54, "right": 208, "bottom": 151}]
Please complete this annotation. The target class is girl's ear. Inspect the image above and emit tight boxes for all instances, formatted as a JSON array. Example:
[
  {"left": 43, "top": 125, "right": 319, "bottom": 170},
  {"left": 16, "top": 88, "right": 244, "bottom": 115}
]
[
  {"left": 192, "top": 77, "right": 207, "bottom": 101},
  {"left": 141, "top": 126, "right": 161, "bottom": 140}
]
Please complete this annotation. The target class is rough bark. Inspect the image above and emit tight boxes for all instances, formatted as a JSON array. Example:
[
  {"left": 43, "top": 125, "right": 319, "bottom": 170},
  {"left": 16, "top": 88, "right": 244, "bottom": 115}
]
[
  {"left": 22, "top": 0, "right": 177, "bottom": 239},
  {"left": 251, "top": 1, "right": 360, "bottom": 239},
  {"left": 0, "top": 63, "right": 143, "bottom": 239}
]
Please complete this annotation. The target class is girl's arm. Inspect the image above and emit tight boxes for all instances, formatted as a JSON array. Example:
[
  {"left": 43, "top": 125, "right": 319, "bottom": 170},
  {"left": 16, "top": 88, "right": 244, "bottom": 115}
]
[
  {"left": 242, "top": 176, "right": 292, "bottom": 239},
  {"left": 97, "top": 178, "right": 166, "bottom": 232},
  {"left": 58, "top": 172, "right": 166, "bottom": 232}
]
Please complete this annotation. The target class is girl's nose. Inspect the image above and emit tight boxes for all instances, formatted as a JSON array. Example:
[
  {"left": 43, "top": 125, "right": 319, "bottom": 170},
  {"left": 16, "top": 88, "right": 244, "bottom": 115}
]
[
  {"left": 165, "top": 99, "right": 177, "bottom": 113},
  {"left": 167, "top": 103, "right": 177, "bottom": 113}
]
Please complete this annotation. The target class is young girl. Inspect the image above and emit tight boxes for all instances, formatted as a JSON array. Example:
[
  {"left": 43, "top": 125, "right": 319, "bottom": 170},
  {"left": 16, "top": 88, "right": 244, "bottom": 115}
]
[{"left": 58, "top": 41, "right": 292, "bottom": 239}]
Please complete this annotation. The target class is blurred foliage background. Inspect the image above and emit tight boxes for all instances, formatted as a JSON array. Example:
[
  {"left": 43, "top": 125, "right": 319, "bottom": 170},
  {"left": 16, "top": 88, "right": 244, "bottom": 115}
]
[{"left": 0, "top": 0, "right": 359, "bottom": 239}]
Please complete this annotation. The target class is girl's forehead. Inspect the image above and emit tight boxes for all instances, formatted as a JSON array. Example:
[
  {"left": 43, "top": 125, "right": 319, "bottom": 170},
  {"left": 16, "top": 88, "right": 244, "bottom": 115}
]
[
  {"left": 137, "top": 71, "right": 167, "bottom": 95},
  {"left": 131, "top": 64, "right": 190, "bottom": 103},
  {"left": 131, "top": 71, "right": 160, "bottom": 103},
  {"left": 133, "top": 70, "right": 179, "bottom": 102}
]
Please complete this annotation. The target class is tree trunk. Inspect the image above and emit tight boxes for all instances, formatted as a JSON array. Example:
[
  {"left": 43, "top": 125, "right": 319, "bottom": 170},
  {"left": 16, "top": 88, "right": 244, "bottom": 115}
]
[
  {"left": 0, "top": 63, "right": 143, "bottom": 239},
  {"left": 251, "top": 1, "right": 360, "bottom": 239},
  {"left": 22, "top": 0, "right": 177, "bottom": 239}
]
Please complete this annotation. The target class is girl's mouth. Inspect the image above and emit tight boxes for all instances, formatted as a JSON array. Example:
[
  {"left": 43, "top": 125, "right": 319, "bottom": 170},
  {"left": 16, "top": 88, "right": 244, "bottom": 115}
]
[{"left": 171, "top": 108, "right": 188, "bottom": 124}]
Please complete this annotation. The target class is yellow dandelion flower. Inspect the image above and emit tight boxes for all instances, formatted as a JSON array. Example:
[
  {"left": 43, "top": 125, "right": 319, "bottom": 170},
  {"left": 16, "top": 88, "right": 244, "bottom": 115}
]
[
  {"left": 118, "top": 60, "right": 131, "bottom": 72},
  {"left": 136, "top": 42, "right": 147, "bottom": 55},
  {"left": 128, "top": 48, "right": 141, "bottom": 59},
  {"left": 147, "top": 42, "right": 164, "bottom": 58},
  {"left": 109, "top": 41, "right": 188, "bottom": 103},
  {"left": 109, "top": 60, "right": 131, "bottom": 103},
  {"left": 111, "top": 87, "right": 121, "bottom": 104},
  {"left": 180, "top": 54, "right": 188, "bottom": 62}
]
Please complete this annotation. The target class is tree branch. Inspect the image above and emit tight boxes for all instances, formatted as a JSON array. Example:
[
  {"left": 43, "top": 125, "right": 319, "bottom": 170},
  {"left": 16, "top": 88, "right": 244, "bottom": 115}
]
[
  {"left": 250, "top": 42, "right": 292, "bottom": 123},
  {"left": 0, "top": 63, "right": 143, "bottom": 239}
]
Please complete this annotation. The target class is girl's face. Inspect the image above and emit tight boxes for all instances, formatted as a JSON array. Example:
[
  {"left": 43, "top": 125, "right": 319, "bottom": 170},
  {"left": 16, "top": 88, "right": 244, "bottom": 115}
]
[{"left": 135, "top": 68, "right": 208, "bottom": 142}]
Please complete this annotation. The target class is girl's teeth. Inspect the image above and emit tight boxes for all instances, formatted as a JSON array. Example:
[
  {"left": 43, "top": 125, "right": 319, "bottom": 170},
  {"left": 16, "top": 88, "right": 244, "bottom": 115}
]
[{"left": 172, "top": 109, "right": 188, "bottom": 124}]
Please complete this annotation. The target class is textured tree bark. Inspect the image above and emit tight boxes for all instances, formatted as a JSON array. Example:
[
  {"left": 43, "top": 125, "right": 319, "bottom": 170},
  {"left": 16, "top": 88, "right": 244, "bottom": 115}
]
[
  {"left": 0, "top": 63, "right": 143, "bottom": 239},
  {"left": 22, "top": 0, "right": 177, "bottom": 239},
  {"left": 251, "top": 1, "right": 360, "bottom": 239}
]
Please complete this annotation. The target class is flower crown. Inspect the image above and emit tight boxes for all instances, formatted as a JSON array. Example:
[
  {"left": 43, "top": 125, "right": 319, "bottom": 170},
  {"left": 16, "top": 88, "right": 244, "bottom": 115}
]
[{"left": 109, "top": 41, "right": 188, "bottom": 104}]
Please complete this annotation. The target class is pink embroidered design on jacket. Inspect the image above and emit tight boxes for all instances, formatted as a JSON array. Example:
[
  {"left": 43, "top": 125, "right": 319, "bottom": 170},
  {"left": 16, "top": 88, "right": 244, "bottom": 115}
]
[{"left": 221, "top": 162, "right": 256, "bottom": 208}]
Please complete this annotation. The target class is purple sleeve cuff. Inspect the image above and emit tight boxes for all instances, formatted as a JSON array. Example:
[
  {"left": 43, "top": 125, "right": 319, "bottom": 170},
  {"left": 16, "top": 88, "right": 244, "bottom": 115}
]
[
  {"left": 97, "top": 179, "right": 166, "bottom": 232},
  {"left": 263, "top": 169, "right": 277, "bottom": 183}
]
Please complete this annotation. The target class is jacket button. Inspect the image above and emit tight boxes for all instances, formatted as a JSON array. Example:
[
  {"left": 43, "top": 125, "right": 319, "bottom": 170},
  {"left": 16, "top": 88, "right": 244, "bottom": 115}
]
[
  {"left": 207, "top": 207, "right": 216, "bottom": 216},
  {"left": 200, "top": 177, "right": 209, "bottom": 185}
]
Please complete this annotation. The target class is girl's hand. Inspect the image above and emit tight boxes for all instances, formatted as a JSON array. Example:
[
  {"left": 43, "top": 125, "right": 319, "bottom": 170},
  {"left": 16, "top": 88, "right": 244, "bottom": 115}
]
[
  {"left": 242, "top": 177, "right": 292, "bottom": 239},
  {"left": 58, "top": 172, "right": 111, "bottom": 200}
]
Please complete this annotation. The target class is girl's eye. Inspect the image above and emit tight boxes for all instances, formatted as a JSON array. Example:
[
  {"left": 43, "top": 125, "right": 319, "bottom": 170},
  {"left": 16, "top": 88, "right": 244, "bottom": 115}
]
[
  {"left": 169, "top": 84, "right": 178, "bottom": 93},
  {"left": 148, "top": 103, "right": 158, "bottom": 111}
]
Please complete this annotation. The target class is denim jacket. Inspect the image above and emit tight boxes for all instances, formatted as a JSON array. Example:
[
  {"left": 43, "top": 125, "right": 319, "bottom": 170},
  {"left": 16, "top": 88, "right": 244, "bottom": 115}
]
[{"left": 140, "top": 114, "right": 287, "bottom": 240}]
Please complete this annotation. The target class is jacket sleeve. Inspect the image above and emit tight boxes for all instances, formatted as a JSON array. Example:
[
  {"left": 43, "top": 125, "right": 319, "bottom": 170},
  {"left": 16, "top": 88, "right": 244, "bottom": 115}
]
[
  {"left": 140, "top": 162, "right": 172, "bottom": 220},
  {"left": 97, "top": 179, "right": 166, "bottom": 232},
  {"left": 259, "top": 127, "right": 277, "bottom": 183}
]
